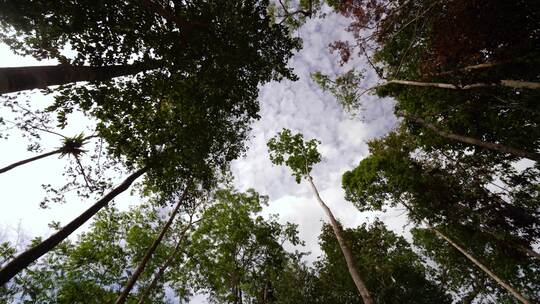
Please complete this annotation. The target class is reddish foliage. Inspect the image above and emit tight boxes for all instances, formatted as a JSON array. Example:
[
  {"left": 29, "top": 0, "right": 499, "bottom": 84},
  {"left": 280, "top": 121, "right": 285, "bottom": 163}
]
[
  {"left": 330, "top": 0, "right": 539, "bottom": 75},
  {"left": 328, "top": 0, "right": 388, "bottom": 63},
  {"left": 329, "top": 41, "right": 352, "bottom": 65},
  {"left": 429, "top": 0, "right": 540, "bottom": 70},
  {"left": 340, "top": 0, "right": 387, "bottom": 39}
]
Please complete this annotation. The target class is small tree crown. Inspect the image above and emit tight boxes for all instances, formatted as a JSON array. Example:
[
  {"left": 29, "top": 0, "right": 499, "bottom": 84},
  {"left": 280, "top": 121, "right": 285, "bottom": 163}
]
[{"left": 267, "top": 129, "right": 321, "bottom": 183}]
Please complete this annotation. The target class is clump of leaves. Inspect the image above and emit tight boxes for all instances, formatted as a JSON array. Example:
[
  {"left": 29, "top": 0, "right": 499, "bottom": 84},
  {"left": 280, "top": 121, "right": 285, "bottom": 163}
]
[
  {"left": 267, "top": 128, "right": 321, "bottom": 183},
  {"left": 58, "top": 133, "right": 88, "bottom": 157}
]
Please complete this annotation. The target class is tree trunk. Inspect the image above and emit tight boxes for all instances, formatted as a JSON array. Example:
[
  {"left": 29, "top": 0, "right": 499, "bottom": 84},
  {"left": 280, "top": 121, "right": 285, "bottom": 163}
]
[
  {"left": 519, "top": 246, "right": 540, "bottom": 260},
  {"left": 433, "top": 60, "right": 512, "bottom": 76},
  {"left": 400, "top": 202, "right": 530, "bottom": 304},
  {"left": 399, "top": 111, "right": 540, "bottom": 161},
  {"left": 115, "top": 184, "right": 190, "bottom": 304},
  {"left": 0, "top": 63, "right": 157, "bottom": 94},
  {"left": 428, "top": 224, "right": 530, "bottom": 304},
  {"left": 383, "top": 79, "right": 540, "bottom": 90},
  {"left": 307, "top": 176, "right": 374, "bottom": 304},
  {"left": 137, "top": 216, "right": 195, "bottom": 304},
  {"left": 0, "top": 149, "right": 62, "bottom": 174},
  {"left": 0, "top": 168, "right": 147, "bottom": 285}
]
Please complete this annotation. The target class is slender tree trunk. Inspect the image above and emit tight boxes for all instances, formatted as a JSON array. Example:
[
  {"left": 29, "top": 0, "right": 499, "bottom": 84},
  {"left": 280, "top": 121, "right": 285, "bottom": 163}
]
[
  {"left": 0, "top": 149, "right": 62, "bottom": 174},
  {"left": 115, "top": 184, "right": 190, "bottom": 304},
  {"left": 433, "top": 60, "right": 512, "bottom": 76},
  {"left": 399, "top": 111, "right": 540, "bottom": 161},
  {"left": 381, "top": 79, "right": 540, "bottom": 90},
  {"left": 0, "top": 168, "right": 147, "bottom": 285},
  {"left": 0, "top": 63, "right": 157, "bottom": 94},
  {"left": 400, "top": 202, "right": 530, "bottom": 304},
  {"left": 519, "top": 246, "right": 540, "bottom": 260},
  {"left": 428, "top": 224, "right": 530, "bottom": 304},
  {"left": 137, "top": 217, "right": 195, "bottom": 304},
  {"left": 307, "top": 175, "right": 374, "bottom": 304}
]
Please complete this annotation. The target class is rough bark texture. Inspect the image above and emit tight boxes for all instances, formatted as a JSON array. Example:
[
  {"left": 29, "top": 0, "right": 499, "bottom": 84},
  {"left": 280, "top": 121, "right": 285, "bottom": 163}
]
[
  {"left": 307, "top": 176, "right": 374, "bottom": 304},
  {"left": 0, "top": 63, "right": 155, "bottom": 94},
  {"left": 0, "top": 168, "right": 147, "bottom": 285},
  {"left": 115, "top": 185, "right": 190, "bottom": 304},
  {"left": 0, "top": 149, "right": 62, "bottom": 174},
  {"left": 399, "top": 111, "right": 540, "bottom": 161}
]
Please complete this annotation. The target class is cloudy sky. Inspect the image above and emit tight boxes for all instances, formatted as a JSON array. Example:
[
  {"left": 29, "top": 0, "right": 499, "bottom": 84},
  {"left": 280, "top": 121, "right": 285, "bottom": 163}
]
[{"left": 0, "top": 5, "right": 409, "bottom": 302}]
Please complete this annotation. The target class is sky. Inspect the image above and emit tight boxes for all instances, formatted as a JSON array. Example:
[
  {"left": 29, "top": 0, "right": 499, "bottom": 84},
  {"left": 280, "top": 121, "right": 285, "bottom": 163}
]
[{"left": 0, "top": 6, "right": 409, "bottom": 303}]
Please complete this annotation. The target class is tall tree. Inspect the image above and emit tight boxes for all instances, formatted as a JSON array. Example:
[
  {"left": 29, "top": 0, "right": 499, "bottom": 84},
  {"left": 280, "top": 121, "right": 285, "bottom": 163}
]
[
  {"left": 0, "top": 0, "right": 302, "bottom": 282},
  {"left": 184, "top": 188, "right": 303, "bottom": 304},
  {"left": 115, "top": 184, "right": 191, "bottom": 304},
  {"left": 315, "top": 220, "right": 451, "bottom": 304},
  {"left": 1, "top": 200, "right": 200, "bottom": 303},
  {"left": 0, "top": 63, "right": 159, "bottom": 94},
  {"left": 315, "top": 0, "right": 540, "bottom": 166},
  {"left": 0, "top": 0, "right": 299, "bottom": 95},
  {"left": 0, "top": 167, "right": 147, "bottom": 285},
  {"left": 267, "top": 129, "right": 374, "bottom": 304},
  {"left": 137, "top": 207, "right": 198, "bottom": 304},
  {"left": 341, "top": 130, "right": 539, "bottom": 303}
]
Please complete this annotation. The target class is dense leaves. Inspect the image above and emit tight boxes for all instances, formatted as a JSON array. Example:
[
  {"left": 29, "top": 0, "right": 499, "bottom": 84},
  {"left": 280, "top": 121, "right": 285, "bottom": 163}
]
[
  {"left": 0, "top": 200, "right": 197, "bottom": 303},
  {"left": 315, "top": 220, "right": 451, "bottom": 304},
  {"left": 267, "top": 128, "right": 321, "bottom": 183},
  {"left": 187, "top": 188, "right": 303, "bottom": 304}
]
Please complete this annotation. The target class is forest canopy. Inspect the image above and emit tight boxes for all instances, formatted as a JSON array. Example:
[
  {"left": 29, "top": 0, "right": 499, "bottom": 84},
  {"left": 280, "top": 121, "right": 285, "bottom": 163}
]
[{"left": 0, "top": 0, "right": 538, "bottom": 303}]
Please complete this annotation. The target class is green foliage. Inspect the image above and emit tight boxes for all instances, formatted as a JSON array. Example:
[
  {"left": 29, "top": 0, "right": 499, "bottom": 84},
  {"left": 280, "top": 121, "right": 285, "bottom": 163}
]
[
  {"left": 0, "top": 199, "right": 197, "bottom": 303},
  {"left": 187, "top": 188, "right": 303, "bottom": 303},
  {"left": 1, "top": 0, "right": 303, "bottom": 197},
  {"left": 321, "top": 0, "right": 540, "bottom": 165},
  {"left": 267, "top": 129, "right": 321, "bottom": 183},
  {"left": 312, "top": 70, "right": 365, "bottom": 113},
  {"left": 267, "top": 0, "right": 325, "bottom": 31},
  {"left": 342, "top": 129, "right": 540, "bottom": 302},
  {"left": 344, "top": 129, "right": 540, "bottom": 242},
  {"left": 315, "top": 220, "right": 452, "bottom": 304},
  {"left": 413, "top": 225, "right": 540, "bottom": 303},
  {"left": 318, "top": 3, "right": 540, "bottom": 300}
]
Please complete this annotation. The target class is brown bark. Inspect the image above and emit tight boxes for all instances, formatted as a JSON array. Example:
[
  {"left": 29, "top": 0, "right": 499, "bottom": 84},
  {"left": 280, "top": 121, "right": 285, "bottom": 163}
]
[
  {"left": 115, "top": 184, "right": 190, "bottom": 304},
  {"left": 499, "top": 80, "right": 540, "bottom": 90},
  {"left": 0, "top": 63, "right": 156, "bottom": 94},
  {"left": 0, "top": 168, "right": 147, "bottom": 285},
  {"left": 137, "top": 216, "right": 195, "bottom": 304},
  {"left": 307, "top": 175, "right": 374, "bottom": 304},
  {"left": 399, "top": 111, "right": 540, "bottom": 161},
  {"left": 0, "top": 149, "right": 62, "bottom": 174}
]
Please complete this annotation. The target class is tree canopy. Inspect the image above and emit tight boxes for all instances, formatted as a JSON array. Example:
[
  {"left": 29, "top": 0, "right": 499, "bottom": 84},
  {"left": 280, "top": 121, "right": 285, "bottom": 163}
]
[{"left": 1, "top": 0, "right": 539, "bottom": 303}]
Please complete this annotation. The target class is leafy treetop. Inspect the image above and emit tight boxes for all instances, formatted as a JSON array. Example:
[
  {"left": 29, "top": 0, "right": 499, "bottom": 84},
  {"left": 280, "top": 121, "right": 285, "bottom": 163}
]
[{"left": 267, "top": 128, "right": 321, "bottom": 183}]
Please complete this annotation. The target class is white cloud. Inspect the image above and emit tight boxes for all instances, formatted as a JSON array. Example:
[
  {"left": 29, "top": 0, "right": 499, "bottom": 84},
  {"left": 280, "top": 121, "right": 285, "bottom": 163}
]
[
  {"left": 230, "top": 8, "right": 401, "bottom": 273},
  {"left": 0, "top": 7, "right": 404, "bottom": 303}
]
